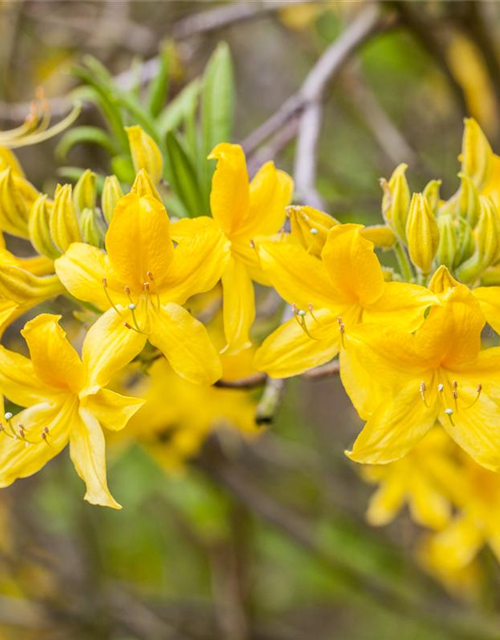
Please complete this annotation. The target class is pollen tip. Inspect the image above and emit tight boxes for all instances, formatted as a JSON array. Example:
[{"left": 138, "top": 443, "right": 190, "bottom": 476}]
[
  {"left": 4, "top": 412, "right": 12, "bottom": 421},
  {"left": 310, "top": 227, "right": 319, "bottom": 235},
  {"left": 444, "top": 408, "right": 453, "bottom": 416},
  {"left": 128, "top": 303, "right": 136, "bottom": 310}
]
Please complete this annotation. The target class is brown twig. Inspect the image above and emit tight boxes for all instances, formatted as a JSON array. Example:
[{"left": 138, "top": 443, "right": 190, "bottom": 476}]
[
  {"left": 242, "top": 4, "right": 388, "bottom": 156},
  {"left": 0, "top": 0, "right": 321, "bottom": 122}
]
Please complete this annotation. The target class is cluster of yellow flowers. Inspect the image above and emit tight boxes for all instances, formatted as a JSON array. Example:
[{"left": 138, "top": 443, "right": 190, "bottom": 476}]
[{"left": 1, "top": 114, "right": 500, "bottom": 571}]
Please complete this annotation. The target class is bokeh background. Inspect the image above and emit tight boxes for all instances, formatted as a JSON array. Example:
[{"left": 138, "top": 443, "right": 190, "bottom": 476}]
[{"left": 1, "top": 2, "right": 500, "bottom": 639}]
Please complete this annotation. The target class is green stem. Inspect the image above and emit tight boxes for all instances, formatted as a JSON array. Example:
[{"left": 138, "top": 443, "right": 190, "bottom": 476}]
[{"left": 393, "top": 242, "right": 414, "bottom": 282}]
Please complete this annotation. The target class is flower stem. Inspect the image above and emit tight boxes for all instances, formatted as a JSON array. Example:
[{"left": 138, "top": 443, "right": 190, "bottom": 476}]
[{"left": 393, "top": 242, "right": 414, "bottom": 282}]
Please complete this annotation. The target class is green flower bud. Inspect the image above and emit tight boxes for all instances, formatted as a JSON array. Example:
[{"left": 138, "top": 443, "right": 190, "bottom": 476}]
[
  {"left": 73, "top": 169, "right": 96, "bottom": 215},
  {"left": 436, "top": 215, "right": 456, "bottom": 269},
  {"left": 79, "top": 207, "right": 106, "bottom": 248},
  {"left": 28, "top": 195, "right": 60, "bottom": 259},
  {"left": 458, "top": 174, "right": 481, "bottom": 227},
  {"left": 423, "top": 179, "right": 441, "bottom": 215},
  {"left": 101, "top": 175, "right": 123, "bottom": 224},
  {"left": 381, "top": 163, "right": 410, "bottom": 242},
  {"left": 406, "top": 193, "right": 439, "bottom": 274},
  {"left": 453, "top": 217, "right": 474, "bottom": 268},
  {"left": 50, "top": 184, "right": 82, "bottom": 253}
]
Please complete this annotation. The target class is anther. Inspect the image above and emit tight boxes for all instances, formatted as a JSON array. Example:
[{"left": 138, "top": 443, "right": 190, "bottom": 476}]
[
  {"left": 308, "top": 302, "right": 319, "bottom": 323},
  {"left": 249, "top": 239, "right": 255, "bottom": 249},
  {"left": 419, "top": 381, "right": 428, "bottom": 407},
  {"left": 464, "top": 383, "right": 482, "bottom": 409},
  {"left": 310, "top": 228, "right": 318, "bottom": 235},
  {"left": 337, "top": 316, "right": 345, "bottom": 348},
  {"left": 128, "top": 303, "right": 136, "bottom": 310},
  {"left": 297, "top": 309, "right": 306, "bottom": 317},
  {"left": 444, "top": 407, "right": 455, "bottom": 426},
  {"left": 292, "top": 304, "right": 315, "bottom": 339},
  {"left": 438, "top": 384, "right": 444, "bottom": 393},
  {"left": 4, "top": 412, "right": 13, "bottom": 421}
]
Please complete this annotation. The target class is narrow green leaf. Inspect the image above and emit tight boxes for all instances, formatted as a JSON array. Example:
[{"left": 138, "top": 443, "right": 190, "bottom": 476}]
[
  {"left": 56, "top": 126, "right": 117, "bottom": 161},
  {"left": 165, "top": 131, "right": 204, "bottom": 217},
  {"left": 147, "top": 41, "right": 173, "bottom": 118},
  {"left": 157, "top": 78, "right": 201, "bottom": 137},
  {"left": 200, "top": 42, "right": 234, "bottom": 205}
]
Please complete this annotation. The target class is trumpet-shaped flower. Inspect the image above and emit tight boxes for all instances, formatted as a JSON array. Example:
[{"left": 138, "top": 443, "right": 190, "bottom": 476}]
[
  {"left": 171, "top": 143, "right": 294, "bottom": 354},
  {"left": 254, "top": 224, "right": 435, "bottom": 378},
  {"left": 0, "top": 314, "right": 144, "bottom": 508},
  {"left": 116, "top": 346, "right": 258, "bottom": 473},
  {"left": 362, "top": 428, "right": 461, "bottom": 529},
  {"left": 55, "top": 191, "right": 230, "bottom": 384},
  {"left": 344, "top": 269, "right": 500, "bottom": 471}
]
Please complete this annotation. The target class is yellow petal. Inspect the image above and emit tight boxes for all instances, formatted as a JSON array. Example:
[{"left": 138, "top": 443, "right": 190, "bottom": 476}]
[
  {"left": 233, "top": 161, "right": 293, "bottom": 239},
  {"left": 106, "top": 193, "right": 173, "bottom": 292},
  {"left": 415, "top": 286, "right": 484, "bottom": 370},
  {"left": 339, "top": 347, "right": 386, "bottom": 421},
  {"left": 21, "top": 314, "right": 84, "bottom": 393},
  {"left": 148, "top": 303, "right": 222, "bottom": 385},
  {"left": 55, "top": 242, "right": 127, "bottom": 311},
  {"left": 257, "top": 239, "right": 338, "bottom": 310},
  {"left": 408, "top": 474, "right": 451, "bottom": 530},
  {"left": 362, "top": 282, "right": 437, "bottom": 332},
  {"left": 473, "top": 286, "right": 500, "bottom": 334},
  {"left": 425, "top": 515, "right": 483, "bottom": 570},
  {"left": 0, "top": 345, "right": 57, "bottom": 405},
  {"left": 0, "top": 266, "right": 63, "bottom": 305},
  {"left": 83, "top": 389, "right": 144, "bottom": 432},
  {"left": 162, "top": 217, "right": 230, "bottom": 304},
  {"left": 82, "top": 307, "right": 147, "bottom": 392},
  {"left": 254, "top": 309, "right": 340, "bottom": 378},
  {"left": 366, "top": 479, "right": 406, "bottom": 526},
  {"left": 208, "top": 143, "right": 249, "bottom": 237},
  {"left": 322, "top": 224, "right": 385, "bottom": 307},
  {"left": 0, "top": 400, "right": 72, "bottom": 488},
  {"left": 220, "top": 257, "right": 254, "bottom": 354},
  {"left": 69, "top": 407, "right": 121, "bottom": 509},
  {"left": 346, "top": 382, "right": 438, "bottom": 464},
  {"left": 438, "top": 388, "right": 500, "bottom": 472}
]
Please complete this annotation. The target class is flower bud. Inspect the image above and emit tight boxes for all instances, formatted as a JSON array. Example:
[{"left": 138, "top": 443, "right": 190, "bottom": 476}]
[
  {"left": 460, "top": 117, "right": 494, "bottom": 192},
  {"left": 458, "top": 174, "right": 480, "bottom": 227},
  {"left": 456, "top": 196, "right": 500, "bottom": 282},
  {"left": 405, "top": 193, "right": 439, "bottom": 274},
  {"left": 72, "top": 169, "right": 96, "bottom": 215},
  {"left": 288, "top": 205, "right": 337, "bottom": 257},
  {"left": 361, "top": 225, "right": 396, "bottom": 249},
  {"left": 453, "top": 217, "right": 474, "bottom": 268},
  {"left": 423, "top": 179, "right": 441, "bottom": 215},
  {"left": 79, "top": 207, "right": 106, "bottom": 248},
  {"left": 131, "top": 168, "right": 161, "bottom": 201},
  {"left": 0, "top": 167, "right": 38, "bottom": 238},
  {"left": 0, "top": 147, "right": 25, "bottom": 177},
  {"left": 126, "top": 125, "right": 163, "bottom": 185},
  {"left": 436, "top": 215, "right": 456, "bottom": 269},
  {"left": 101, "top": 175, "right": 123, "bottom": 224},
  {"left": 0, "top": 266, "right": 62, "bottom": 304},
  {"left": 428, "top": 265, "right": 459, "bottom": 295},
  {"left": 381, "top": 163, "right": 410, "bottom": 242},
  {"left": 29, "top": 195, "right": 60, "bottom": 259},
  {"left": 50, "top": 184, "right": 82, "bottom": 253}
]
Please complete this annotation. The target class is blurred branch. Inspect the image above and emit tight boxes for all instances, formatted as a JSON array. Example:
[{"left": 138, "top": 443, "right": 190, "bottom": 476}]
[
  {"left": 215, "top": 361, "right": 340, "bottom": 390},
  {"left": 200, "top": 443, "right": 500, "bottom": 640},
  {"left": 341, "top": 64, "right": 418, "bottom": 166},
  {"left": 391, "top": 1, "right": 468, "bottom": 116},
  {"left": 242, "top": 4, "right": 390, "bottom": 155},
  {"left": 294, "top": 100, "right": 325, "bottom": 209},
  {"left": 0, "top": 0, "right": 320, "bottom": 122}
]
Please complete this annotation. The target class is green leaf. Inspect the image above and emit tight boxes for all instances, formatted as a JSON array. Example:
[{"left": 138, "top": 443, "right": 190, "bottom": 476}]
[
  {"left": 56, "top": 126, "right": 117, "bottom": 161},
  {"left": 201, "top": 42, "right": 234, "bottom": 154},
  {"left": 200, "top": 42, "right": 234, "bottom": 205},
  {"left": 111, "top": 154, "right": 136, "bottom": 184},
  {"left": 157, "top": 78, "right": 201, "bottom": 138},
  {"left": 146, "top": 41, "right": 173, "bottom": 118},
  {"left": 165, "top": 131, "right": 204, "bottom": 217}
]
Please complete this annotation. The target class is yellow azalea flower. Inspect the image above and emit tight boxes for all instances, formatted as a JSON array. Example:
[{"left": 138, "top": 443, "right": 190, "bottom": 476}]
[
  {"left": 344, "top": 268, "right": 500, "bottom": 471},
  {"left": 55, "top": 191, "right": 230, "bottom": 384},
  {"left": 0, "top": 314, "right": 144, "bottom": 508},
  {"left": 254, "top": 224, "right": 435, "bottom": 378},
  {"left": 171, "top": 143, "right": 294, "bottom": 354},
  {"left": 362, "top": 428, "right": 460, "bottom": 530},
  {"left": 421, "top": 453, "right": 500, "bottom": 573},
  {"left": 116, "top": 348, "right": 258, "bottom": 473}
]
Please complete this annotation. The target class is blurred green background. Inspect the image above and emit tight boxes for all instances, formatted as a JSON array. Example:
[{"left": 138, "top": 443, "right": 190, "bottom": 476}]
[{"left": 1, "top": 2, "right": 500, "bottom": 639}]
